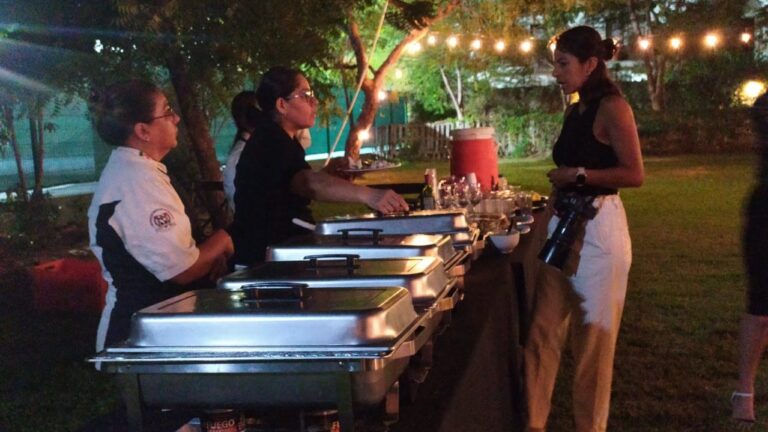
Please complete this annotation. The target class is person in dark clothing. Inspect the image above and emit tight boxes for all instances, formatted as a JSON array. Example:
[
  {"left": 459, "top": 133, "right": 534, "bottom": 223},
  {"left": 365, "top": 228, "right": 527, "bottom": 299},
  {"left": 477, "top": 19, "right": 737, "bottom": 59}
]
[
  {"left": 523, "top": 26, "right": 644, "bottom": 432},
  {"left": 88, "top": 80, "right": 234, "bottom": 355},
  {"left": 230, "top": 67, "right": 408, "bottom": 265},
  {"left": 733, "top": 91, "right": 768, "bottom": 425},
  {"left": 223, "top": 90, "right": 259, "bottom": 212}
]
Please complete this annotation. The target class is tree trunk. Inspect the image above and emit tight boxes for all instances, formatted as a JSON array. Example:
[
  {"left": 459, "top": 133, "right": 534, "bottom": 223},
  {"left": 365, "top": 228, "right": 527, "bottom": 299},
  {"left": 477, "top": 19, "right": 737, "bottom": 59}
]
[
  {"left": 627, "top": 0, "right": 666, "bottom": 112},
  {"left": 343, "top": 0, "right": 460, "bottom": 159},
  {"left": 342, "top": 85, "right": 357, "bottom": 131},
  {"left": 165, "top": 52, "right": 227, "bottom": 230},
  {"left": 28, "top": 101, "right": 44, "bottom": 201},
  {"left": 346, "top": 82, "right": 379, "bottom": 161},
  {"left": 650, "top": 54, "right": 666, "bottom": 111},
  {"left": 32, "top": 99, "right": 45, "bottom": 199},
  {"left": 3, "top": 105, "right": 28, "bottom": 201}
]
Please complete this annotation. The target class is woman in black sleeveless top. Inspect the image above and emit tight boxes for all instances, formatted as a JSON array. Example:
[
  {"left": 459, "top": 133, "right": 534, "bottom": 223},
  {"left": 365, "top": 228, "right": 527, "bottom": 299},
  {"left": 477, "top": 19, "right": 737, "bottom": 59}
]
[
  {"left": 523, "top": 26, "right": 644, "bottom": 432},
  {"left": 733, "top": 92, "right": 768, "bottom": 425}
]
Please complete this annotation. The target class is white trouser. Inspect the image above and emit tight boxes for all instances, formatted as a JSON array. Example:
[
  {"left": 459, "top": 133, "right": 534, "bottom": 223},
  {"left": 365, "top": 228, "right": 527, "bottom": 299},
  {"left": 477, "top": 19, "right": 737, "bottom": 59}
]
[{"left": 524, "top": 194, "right": 632, "bottom": 432}]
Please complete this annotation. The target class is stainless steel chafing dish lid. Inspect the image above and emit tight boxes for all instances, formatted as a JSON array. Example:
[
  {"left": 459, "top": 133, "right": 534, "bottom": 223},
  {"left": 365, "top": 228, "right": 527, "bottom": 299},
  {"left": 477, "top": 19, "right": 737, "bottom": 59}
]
[
  {"left": 123, "top": 286, "right": 417, "bottom": 348},
  {"left": 266, "top": 233, "right": 456, "bottom": 264},
  {"left": 314, "top": 209, "right": 470, "bottom": 236},
  {"left": 451, "top": 226, "right": 479, "bottom": 248},
  {"left": 218, "top": 256, "right": 450, "bottom": 306}
]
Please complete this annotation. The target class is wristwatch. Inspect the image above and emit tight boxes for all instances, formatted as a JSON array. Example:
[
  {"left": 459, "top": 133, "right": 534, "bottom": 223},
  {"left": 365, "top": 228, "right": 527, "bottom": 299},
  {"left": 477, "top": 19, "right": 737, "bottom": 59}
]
[{"left": 575, "top": 167, "right": 587, "bottom": 187}]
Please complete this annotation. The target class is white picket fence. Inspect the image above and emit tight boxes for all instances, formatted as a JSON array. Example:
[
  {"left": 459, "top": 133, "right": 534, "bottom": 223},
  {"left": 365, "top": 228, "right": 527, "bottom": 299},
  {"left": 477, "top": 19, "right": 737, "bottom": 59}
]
[{"left": 371, "top": 119, "right": 556, "bottom": 160}]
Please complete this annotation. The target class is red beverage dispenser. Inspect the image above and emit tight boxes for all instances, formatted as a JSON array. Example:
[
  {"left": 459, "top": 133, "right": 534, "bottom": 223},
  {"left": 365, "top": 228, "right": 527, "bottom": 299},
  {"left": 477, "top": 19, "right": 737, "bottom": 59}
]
[{"left": 450, "top": 127, "right": 499, "bottom": 192}]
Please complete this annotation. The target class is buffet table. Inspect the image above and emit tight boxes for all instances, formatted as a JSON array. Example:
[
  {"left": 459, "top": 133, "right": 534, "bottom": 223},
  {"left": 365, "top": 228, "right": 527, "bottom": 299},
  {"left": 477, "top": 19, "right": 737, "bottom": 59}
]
[
  {"left": 82, "top": 207, "right": 547, "bottom": 432},
  {"left": 391, "top": 213, "right": 544, "bottom": 432}
]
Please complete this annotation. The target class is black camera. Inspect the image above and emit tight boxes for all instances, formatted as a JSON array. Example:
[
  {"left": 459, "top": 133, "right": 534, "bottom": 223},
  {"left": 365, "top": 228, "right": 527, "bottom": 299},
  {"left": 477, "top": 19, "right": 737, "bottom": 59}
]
[{"left": 538, "top": 192, "right": 598, "bottom": 270}]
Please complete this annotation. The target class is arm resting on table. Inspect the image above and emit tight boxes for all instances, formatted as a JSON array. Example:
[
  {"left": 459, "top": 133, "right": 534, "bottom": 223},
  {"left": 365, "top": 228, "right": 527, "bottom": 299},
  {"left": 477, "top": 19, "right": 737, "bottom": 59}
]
[{"left": 170, "top": 229, "right": 234, "bottom": 284}]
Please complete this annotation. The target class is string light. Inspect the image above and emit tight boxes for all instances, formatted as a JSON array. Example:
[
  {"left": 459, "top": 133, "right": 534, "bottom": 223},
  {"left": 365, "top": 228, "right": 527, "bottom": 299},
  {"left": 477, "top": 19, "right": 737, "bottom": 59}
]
[
  {"left": 377, "top": 90, "right": 387, "bottom": 101},
  {"left": 704, "top": 32, "right": 720, "bottom": 49},
  {"left": 357, "top": 129, "right": 371, "bottom": 141},
  {"left": 669, "top": 36, "right": 683, "bottom": 51},
  {"left": 394, "top": 68, "right": 403, "bottom": 79},
  {"left": 519, "top": 39, "right": 533, "bottom": 54},
  {"left": 388, "top": 29, "right": 754, "bottom": 59},
  {"left": 407, "top": 41, "right": 423, "bottom": 55},
  {"left": 638, "top": 37, "right": 652, "bottom": 51}
]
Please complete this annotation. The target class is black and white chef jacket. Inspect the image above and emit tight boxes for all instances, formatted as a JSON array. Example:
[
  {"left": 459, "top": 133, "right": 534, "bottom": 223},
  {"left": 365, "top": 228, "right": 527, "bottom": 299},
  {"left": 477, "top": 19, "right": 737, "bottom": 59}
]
[{"left": 88, "top": 146, "right": 199, "bottom": 353}]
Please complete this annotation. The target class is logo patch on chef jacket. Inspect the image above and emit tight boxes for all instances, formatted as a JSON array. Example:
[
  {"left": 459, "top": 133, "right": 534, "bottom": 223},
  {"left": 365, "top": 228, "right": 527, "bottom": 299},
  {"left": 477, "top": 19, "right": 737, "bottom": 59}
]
[{"left": 149, "top": 208, "right": 176, "bottom": 232}]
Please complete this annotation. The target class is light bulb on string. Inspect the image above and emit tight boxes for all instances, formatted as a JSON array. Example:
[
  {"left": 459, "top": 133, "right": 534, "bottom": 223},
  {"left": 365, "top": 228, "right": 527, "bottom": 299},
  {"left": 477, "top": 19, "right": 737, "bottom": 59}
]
[
  {"left": 446, "top": 35, "right": 459, "bottom": 49},
  {"left": 494, "top": 40, "right": 506, "bottom": 53},
  {"left": 470, "top": 38, "right": 482, "bottom": 51},
  {"left": 669, "top": 36, "right": 683, "bottom": 51},
  {"left": 638, "top": 37, "right": 652, "bottom": 51},
  {"left": 704, "top": 32, "right": 720, "bottom": 49},
  {"left": 741, "top": 32, "right": 752, "bottom": 44},
  {"left": 519, "top": 39, "right": 533, "bottom": 54},
  {"left": 407, "top": 41, "right": 423, "bottom": 55},
  {"left": 427, "top": 34, "right": 438, "bottom": 46}
]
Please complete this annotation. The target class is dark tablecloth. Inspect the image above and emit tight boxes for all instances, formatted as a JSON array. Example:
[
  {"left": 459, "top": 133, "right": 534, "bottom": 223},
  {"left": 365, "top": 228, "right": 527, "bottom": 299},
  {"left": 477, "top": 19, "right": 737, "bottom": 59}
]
[{"left": 390, "top": 251, "right": 526, "bottom": 432}]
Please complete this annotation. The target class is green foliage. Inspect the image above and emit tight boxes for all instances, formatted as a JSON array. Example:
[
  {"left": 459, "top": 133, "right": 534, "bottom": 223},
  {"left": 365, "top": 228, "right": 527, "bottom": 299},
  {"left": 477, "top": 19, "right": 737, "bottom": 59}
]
[
  {"left": 666, "top": 51, "right": 765, "bottom": 112},
  {"left": 1, "top": 194, "right": 61, "bottom": 255},
  {"left": 635, "top": 107, "right": 753, "bottom": 154},
  {"left": 495, "top": 112, "right": 562, "bottom": 158},
  {"left": 386, "top": 1, "right": 438, "bottom": 31}
]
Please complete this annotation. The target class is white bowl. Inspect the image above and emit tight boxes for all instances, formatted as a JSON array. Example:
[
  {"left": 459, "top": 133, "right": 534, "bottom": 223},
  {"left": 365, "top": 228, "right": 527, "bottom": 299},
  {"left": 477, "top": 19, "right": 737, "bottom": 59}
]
[{"left": 488, "top": 230, "right": 520, "bottom": 254}]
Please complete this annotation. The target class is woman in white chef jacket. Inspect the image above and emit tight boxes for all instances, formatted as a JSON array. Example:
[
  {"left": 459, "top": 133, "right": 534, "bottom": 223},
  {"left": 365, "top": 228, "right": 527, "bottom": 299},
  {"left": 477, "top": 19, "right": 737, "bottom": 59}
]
[{"left": 88, "top": 80, "right": 234, "bottom": 355}]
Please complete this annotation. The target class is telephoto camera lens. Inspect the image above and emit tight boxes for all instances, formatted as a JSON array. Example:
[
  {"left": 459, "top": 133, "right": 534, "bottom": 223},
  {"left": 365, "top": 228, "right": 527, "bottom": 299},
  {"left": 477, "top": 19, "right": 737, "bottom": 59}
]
[
  {"left": 538, "top": 193, "right": 598, "bottom": 270},
  {"left": 538, "top": 210, "right": 583, "bottom": 269}
]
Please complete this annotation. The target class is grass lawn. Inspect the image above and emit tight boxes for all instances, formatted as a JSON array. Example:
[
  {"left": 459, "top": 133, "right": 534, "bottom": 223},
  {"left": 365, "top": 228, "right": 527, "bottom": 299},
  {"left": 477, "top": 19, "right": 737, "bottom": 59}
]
[{"left": 0, "top": 153, "right": 760, "bottom": 431}]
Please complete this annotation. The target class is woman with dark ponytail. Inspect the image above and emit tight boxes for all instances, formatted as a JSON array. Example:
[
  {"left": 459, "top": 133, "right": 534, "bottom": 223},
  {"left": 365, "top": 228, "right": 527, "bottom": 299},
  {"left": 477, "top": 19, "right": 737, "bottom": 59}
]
[
  {"left": 230, "top": 67, "right": 409, "bottom": 265},
  {"left": 223, "top": 90, "right": 259, "bottom": 211},
  {"left": 523, "top": 26, "right": 644, "bottom": 431}
]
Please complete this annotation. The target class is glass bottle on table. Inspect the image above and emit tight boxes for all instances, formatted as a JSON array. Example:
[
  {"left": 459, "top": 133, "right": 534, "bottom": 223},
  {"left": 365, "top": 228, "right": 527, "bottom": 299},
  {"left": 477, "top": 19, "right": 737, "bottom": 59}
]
[
  {"left": 498, "top": 174, "right": 508, "bottom": 191},
  {"left": 421, "top": 171, "right": 436, "bottom": 210}
]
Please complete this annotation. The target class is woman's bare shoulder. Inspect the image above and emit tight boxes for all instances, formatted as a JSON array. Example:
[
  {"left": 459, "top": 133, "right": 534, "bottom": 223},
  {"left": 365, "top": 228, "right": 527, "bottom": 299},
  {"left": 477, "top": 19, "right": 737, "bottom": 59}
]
[
  {"left": 598, "top": 94, "right": 635, "bottom": 123},
  {"left": 600, "top": 94, "right": 632, "bottom": 111}
]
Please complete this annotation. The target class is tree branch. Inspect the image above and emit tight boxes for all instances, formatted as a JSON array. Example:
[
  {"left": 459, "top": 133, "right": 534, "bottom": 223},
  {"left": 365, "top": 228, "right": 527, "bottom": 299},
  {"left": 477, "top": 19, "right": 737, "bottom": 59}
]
[
  {"left": 346, "top": 19, "right": 370, "bottom": 84},
  {"left": 372, "top": 0, "right": 460, "bottom": 88}
]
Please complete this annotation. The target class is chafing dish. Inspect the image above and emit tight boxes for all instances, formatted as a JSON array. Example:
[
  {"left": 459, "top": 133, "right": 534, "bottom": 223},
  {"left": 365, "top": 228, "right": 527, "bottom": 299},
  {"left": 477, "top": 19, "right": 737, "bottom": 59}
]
[
  {"left": 91, "top": 285, "right": 433, "bottom": 432},
  {"left": 219, "top": 256, "right": 458, "bottom": 311},
  {"left": 314, "top": 209, "right": 477, "bottom": 245},
  {"left": 266, "top": 232, "right": 469, "bottom": 277}
]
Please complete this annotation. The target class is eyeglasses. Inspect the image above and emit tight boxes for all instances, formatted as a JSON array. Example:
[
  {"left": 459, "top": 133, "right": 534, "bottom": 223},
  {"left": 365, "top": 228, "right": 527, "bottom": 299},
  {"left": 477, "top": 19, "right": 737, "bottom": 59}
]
[
  {"left": 148, "top": 106, "right": 177, "bottom": 122},
  {"left": 284, "top": 90, "right": 316, "bottom": 103}
]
